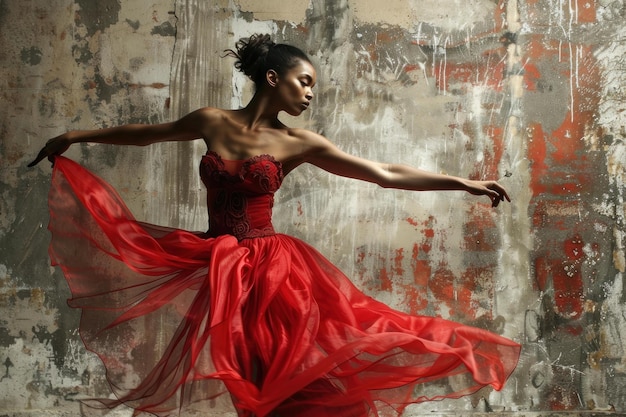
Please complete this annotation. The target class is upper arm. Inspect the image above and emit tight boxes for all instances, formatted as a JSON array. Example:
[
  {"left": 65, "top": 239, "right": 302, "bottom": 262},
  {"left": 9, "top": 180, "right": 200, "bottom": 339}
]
[
  {"left": 151, "top": 107, "right": 218, "bottom": 143},
  {"left": 300, "top": 132, "right": 390, "bottom": 186},
  {"left": 123, "top": 107, "right": 218, "bottom": 145}
]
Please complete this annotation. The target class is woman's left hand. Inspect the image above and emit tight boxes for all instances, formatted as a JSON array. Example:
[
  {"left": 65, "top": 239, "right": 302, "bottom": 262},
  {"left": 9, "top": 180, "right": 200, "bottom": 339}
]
[
  {"left": 464, "top": 180, "right": 511, "bottom": 208},
  {"left": 28, "top": 134, "right": 72, "bottom": 167}
]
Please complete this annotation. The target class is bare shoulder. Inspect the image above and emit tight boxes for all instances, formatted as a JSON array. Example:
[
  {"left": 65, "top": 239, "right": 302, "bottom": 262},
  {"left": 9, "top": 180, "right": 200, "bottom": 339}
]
[
  {"left": 283, "top": 127, "right": 383, "bottom": 176},
  {"left": 182, "top": 106, "right": 229, "bottom": 125},
  {"left": 285, "top": 127, "right": 334, "bottom": 155},
  {"left": 174, "top": 107, "right": 234, "bottom": 143}
]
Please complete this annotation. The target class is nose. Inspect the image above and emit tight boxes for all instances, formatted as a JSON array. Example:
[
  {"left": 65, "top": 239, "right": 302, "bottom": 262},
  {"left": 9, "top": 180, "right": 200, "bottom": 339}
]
[{"left": 305, "top": 88, "right": 313, "bottom": 100}]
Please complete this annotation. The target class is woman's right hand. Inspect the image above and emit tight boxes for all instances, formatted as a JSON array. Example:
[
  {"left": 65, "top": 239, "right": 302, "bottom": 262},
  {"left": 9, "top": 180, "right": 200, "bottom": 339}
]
[{"left": 28, "top": 134, "right": 73, "bottom": 167}]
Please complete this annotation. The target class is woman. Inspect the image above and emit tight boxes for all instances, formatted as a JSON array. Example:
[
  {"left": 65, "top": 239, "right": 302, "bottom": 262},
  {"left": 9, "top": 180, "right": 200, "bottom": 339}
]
[{"left": 30, "top": 34, "right": 520, "bottom": 417}]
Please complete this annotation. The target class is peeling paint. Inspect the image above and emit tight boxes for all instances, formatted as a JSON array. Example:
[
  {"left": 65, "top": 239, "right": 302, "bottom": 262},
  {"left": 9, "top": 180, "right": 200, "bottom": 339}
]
[
  {"left": 2, "top": 0, "right": 626, "bottom": 415},
  {"left": 74, "top": 0, "right": 122, "bottom": 37},
  {"left": 235, "top": 0, "right": 310, "bottom": 23}
]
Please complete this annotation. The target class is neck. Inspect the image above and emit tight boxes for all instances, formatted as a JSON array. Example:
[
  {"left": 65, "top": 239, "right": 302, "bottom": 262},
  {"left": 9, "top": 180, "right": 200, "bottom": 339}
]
[{"left": 238, "top": 91, "right": 282, "bottom": 129}]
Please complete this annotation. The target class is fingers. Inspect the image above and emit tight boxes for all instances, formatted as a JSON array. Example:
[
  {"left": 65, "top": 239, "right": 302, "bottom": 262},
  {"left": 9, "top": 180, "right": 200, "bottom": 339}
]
[
  {"left": 484, "top": 181, "right": 510, "bottom": 208},
  {"left": 493, "top": 183, "right": 511, "bottom": 202},
  {"left": 491, "top": 192, "right": 504, "bottom": 208},
  {"left": 27, "top": 149, "right": 48, "bottom": 167},
  {"left": 491, "top": 190, "right": 505, "bottom": 208},
  {"left": 28, "top": 137, "right": 68, "bottom": 168}
]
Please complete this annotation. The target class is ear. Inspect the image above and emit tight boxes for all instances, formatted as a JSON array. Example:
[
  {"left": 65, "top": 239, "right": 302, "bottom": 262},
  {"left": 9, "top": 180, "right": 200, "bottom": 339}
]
[{"left": 266, "top": 69, "right": 279, "bottom": 88}]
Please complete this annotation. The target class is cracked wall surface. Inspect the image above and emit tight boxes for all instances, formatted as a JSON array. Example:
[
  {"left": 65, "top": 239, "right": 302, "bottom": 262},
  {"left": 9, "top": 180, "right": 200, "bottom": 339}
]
[{"left": 1, "top": 0, "right": 625, "bottom": 415}]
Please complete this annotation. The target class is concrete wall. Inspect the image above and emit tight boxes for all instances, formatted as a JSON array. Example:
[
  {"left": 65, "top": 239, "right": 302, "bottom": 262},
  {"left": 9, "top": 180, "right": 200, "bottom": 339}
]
[{"left": 0, "top": 0, "right": 624, "bottom": 415}]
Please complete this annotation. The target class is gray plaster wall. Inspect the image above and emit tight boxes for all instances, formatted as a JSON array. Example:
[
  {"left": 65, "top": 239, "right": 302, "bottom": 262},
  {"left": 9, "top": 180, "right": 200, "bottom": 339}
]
[{"left": 0, "top": 0, "right": 625, "bottom": 416}]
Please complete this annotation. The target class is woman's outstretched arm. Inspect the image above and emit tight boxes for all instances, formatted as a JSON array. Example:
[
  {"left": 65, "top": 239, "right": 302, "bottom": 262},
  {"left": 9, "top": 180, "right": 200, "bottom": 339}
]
[
  {"left": 298, "top": 130, "right": 510, "bottom": 208},
  {"left": 28, "top": 108, "right": 214, "bottom": 167}
]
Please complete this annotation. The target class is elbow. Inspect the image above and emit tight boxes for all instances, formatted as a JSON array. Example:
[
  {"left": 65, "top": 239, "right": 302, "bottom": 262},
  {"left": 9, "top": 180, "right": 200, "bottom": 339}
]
[
  {"left": 375, "top": 164, "right": 399, "bottom": 189},
  {"left": 375, "top": 171, "right": 397, "bottom": 189}
]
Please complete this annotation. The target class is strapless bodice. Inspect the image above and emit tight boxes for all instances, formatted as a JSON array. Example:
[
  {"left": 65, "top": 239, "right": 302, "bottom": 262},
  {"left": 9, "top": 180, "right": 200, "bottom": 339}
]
[{"left": 199, "top": 151, "right": 284, "bottom": 240}]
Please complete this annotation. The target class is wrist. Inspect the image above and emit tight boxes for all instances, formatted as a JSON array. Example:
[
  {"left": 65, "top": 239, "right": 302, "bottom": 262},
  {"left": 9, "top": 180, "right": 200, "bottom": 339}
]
[
  {"left": 64, "top": 131, "right": 80, "bottom": 144},
  {"left": 458, "top": 178, "right": 473, "bottom": 192}
]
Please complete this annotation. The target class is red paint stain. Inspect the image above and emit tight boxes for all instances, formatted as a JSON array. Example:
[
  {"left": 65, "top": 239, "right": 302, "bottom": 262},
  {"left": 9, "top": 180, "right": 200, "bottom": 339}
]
[
  {"left": 429, "top": 264, "right": 455, "bottom": 316},
  {"left": 463, "top": 205, "right": 497, "bottom": 252},
  {"left": 454, "top": 266, "right": 495, "bottom": 320},
  {"left": 405, "top": 217, "right": 418, "bottom": 226},
  {"left": 434, "top": 58, "right": 506, "bottom": 94},
  {"left": 534, "top": 235, "right": 585, "bottom": 319},
  {"left": 527, "top": 33, "right": 600, "bottom": 322},
  {"left": 551, "top": 113, "right": 593, "bottom": 162},
  {"left": 547, "top": 383, "right": 582, "bottom": 411},
  {"left": 484, "top": 125, "right": 506, "bottom": 175},
  {"left": 375, "top": 32, "right": 395, "bottom": 44},
  {"left": 552, "top": 260, "right": 584, "bottom": 320},
  {"left": 403, "top": 64, "right": 420, "bottom": 73},
  {"left": 533, "top": 257, "right": 550, "bottom": 291},
  {"left": 532, "top": 200, "right": 582, "bottom": 230},
  {"left": 356, "top": 248, "right": 367, "bottom": 264},
  {"left": 401, "top": 243, "right": 432, "bottom": 314},
  {"left": 355, "top": 247, "right": 405, "bottom": 293},
  {"left": 393, "top": 248, "right": 404, "bottom": 276},
  {"left": 576, "top": 0, "right": 596, "bottom": 23},
  {"left": 379, "top": 267, "right": 393, "bottom": 292},
  {"left": 564, "top": 234, "right": 584, "bottom": 261},
  {"left": 411, "top": 244, "right": 430, "bottom": 288},
  {"left": 295, "top": 25, "right": 309, "bottom": 35},
  {"left": 523, "top": 62, "right": 541, "bottom": 91},
  {"left": 528, "top": 123, "right": 549, "bottom": 195},
  {"left": 405, "top": 217, "right": 435, "bottom": 250},
  {"left": 494, "top": 0, "right": 508, "bottom": 29},
  {"left": 400, "top": 283, "right": 428, "bottom": 313}
]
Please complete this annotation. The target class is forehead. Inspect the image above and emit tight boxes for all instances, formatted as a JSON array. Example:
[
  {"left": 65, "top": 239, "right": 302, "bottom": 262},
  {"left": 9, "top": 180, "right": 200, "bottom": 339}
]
[{"left": 289, "top": 60, "right": 317, "bottom": 81}]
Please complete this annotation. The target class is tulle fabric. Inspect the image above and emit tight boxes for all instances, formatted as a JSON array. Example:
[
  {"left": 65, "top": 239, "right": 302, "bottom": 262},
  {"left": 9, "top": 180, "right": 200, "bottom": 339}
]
[{"left": 47, "top": 156, "right": 520, "bottom": 417}]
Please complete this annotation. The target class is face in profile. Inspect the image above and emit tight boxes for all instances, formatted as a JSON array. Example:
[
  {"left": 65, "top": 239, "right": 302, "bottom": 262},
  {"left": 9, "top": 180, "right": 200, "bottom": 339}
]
[{"left": 272, "top": 60, "right": 317, "bottom": 116}]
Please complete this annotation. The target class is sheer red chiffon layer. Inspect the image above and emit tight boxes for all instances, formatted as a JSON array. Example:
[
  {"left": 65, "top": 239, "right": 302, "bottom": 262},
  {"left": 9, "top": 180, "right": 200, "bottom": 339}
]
[{"left": 47, "top": 156, "right": 520, "bottom": 417}]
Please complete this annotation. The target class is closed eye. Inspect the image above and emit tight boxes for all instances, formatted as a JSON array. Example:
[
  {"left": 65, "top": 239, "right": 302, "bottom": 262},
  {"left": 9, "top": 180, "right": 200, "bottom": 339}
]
[{"left": 299, "top": 74, "right": 315, "bottom": 88}]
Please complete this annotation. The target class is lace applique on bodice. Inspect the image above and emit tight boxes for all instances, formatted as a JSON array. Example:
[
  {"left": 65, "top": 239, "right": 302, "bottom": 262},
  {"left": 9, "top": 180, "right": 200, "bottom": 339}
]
[{"left": 200, "top": 151, "right": 284, "bottom": 240}]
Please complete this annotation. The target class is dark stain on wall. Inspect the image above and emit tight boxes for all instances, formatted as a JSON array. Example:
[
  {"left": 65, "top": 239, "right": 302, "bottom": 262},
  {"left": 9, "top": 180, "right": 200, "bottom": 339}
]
[
  {"left": 74, "top": 0, "right": 121, "bottom": 37},
  {"left": 126, "top": 18, "right": 140, "bottom": 31},
  {"left": 20, "top": 47, "right": 43, "bottom": 65},
  {"left": 71, "top": 0, "right": 121, "bottom": 64},
  {"left": 71, "top": 41, "right": 93, "bottom": 64},
  {"left": 0, "top": 0, "right": 8, "bottom": 26},
  {"left": 0, "top": 322, "right": 17, "bottom": 348},
  {"left": 151, "top": 21, "right": 176, "bottom": 37}
]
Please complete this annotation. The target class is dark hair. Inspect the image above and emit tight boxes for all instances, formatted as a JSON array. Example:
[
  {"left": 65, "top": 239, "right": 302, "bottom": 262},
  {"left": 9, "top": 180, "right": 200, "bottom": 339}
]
[{"left": 225, "top": 34, "right": 311, "bottom": 88}]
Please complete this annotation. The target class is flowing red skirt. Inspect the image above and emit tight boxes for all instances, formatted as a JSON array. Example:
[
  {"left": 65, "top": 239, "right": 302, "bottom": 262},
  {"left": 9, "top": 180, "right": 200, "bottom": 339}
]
[{"left": 47, "top": 156, "right": 520, "bottom": 417}]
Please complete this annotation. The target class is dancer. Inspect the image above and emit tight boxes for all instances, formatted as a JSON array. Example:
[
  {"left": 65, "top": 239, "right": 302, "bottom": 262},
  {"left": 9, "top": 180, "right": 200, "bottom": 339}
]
[{"left": 30, "top": 34, "right": 520, "bottom": 417}]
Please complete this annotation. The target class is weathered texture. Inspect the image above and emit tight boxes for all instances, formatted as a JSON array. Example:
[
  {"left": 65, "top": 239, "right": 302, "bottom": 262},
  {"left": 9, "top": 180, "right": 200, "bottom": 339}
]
[{"left": 0, "top": 0, "right": 625, "bottom": 416}]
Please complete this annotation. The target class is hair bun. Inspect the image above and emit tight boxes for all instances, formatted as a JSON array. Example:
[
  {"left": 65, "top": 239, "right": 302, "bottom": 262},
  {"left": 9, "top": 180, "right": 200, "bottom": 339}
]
[
  {"left": 224, "top": 33, "right": 311, "bottom": 88},
  {"left": 226, "top": 34, "right": 275, "bottom": 80}
]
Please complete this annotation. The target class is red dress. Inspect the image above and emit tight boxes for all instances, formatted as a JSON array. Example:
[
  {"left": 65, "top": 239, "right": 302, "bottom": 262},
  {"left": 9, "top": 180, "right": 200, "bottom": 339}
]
[{"left": 47, "top": 152, "right": 520, "bottom": 417}]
